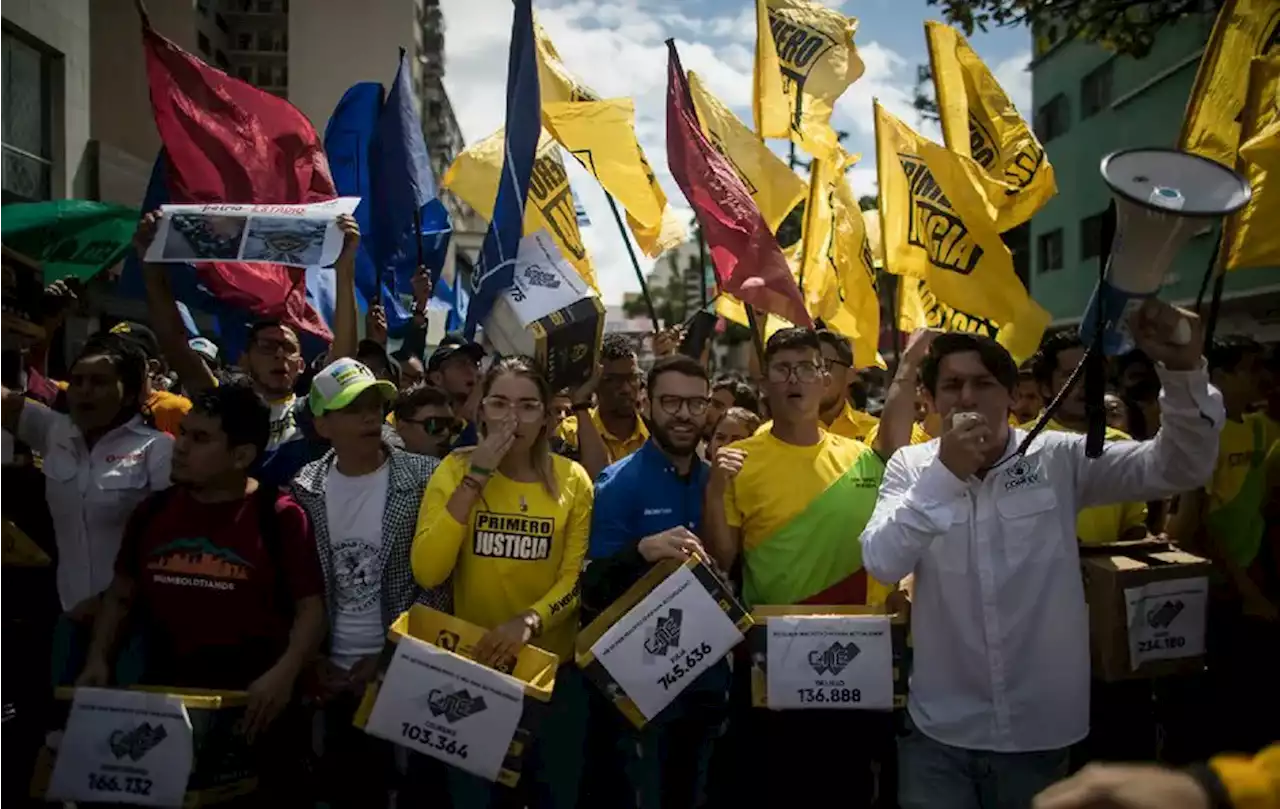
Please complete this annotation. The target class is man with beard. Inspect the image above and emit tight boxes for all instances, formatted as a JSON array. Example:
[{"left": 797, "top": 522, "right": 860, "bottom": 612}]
[{"left": 579, "top": 354, "right": 724, "bottom": 809}]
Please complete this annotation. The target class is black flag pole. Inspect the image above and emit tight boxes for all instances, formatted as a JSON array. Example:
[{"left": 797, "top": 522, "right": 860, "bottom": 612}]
[{"left": 604, "top": 192, "right": 661, "bottom": 331}]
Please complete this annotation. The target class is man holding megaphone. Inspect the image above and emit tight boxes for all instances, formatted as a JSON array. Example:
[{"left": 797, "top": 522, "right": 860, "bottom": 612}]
[{"left": 859, "top": 298, "right": 1224, "bottom": 809}]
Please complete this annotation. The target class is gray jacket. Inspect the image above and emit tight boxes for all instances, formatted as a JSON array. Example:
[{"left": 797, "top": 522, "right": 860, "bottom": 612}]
[{"left": 290, "top": 444, "right": 449, "bottom": 639}]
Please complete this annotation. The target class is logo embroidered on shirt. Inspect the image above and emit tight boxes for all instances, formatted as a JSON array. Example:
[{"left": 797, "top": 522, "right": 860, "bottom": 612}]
[
  {"left": 642, "top": 507, "right": 673, "bottom": 516},
  {"left": 1003, "top": 458, "right": 1043, "bottom": 491}
]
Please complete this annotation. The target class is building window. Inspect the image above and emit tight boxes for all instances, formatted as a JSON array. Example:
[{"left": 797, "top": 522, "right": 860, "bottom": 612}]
[
  {"left": 196, "top": 0, "right": 210, "bottom": 15},
  {"left": 237, "top": 64, "right": 255, "bottom": 82},
  {"left": 215, "top": 13, "right": 230, "bottom": 34},
  {"left": 1038, "top": 229, "right": 1065, "bottom": 273},
  {"left": 257, "top": 0, "right": 276, "bottom": 12},
  {"left": 1080, "top": 211, "right": 1108, "bottom": 260},
  {"left": 1081, "top": 61, "right": 1113, "bottom": 118},
  {"left": 215, "top": 50, "right": 229, "bottom": 70},
  {"left": 237, "top": 32, "right": 252, "bottom": 50},
  {"left": 197, "top": 32, "right": 211, "bottom": 55},
  {"left": 2, "top": 29, "right": 54, "bottom": 203},
  {"left": 1034, "top": 93, "right": 1070, "bottom": 142},
  {"left": 271, "top": 65, "right": 287, "bottom": 87}
]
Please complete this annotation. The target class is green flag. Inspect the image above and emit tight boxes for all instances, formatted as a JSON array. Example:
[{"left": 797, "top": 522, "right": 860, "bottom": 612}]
[{"left": 1, "top": 201, "right": 139, "bottom": 282}]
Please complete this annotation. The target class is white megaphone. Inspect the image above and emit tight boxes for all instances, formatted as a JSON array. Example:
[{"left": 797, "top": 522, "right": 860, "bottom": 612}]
[{"left": 1081, "top": 148, "right": 1252, "bottom": 355}]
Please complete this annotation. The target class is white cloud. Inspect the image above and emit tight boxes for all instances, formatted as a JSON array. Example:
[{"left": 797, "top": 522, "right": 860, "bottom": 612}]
[{"left": 992, "top": 50, "right": 1033, "bottom": 117}]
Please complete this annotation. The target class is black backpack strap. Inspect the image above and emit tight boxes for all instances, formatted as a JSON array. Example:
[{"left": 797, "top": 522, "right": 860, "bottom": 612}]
[{"left": 253, "top": 483, "right": 293, "bottom": 614}]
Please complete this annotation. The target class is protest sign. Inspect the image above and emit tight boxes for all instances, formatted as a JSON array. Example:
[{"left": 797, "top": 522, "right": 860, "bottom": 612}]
[
  {"left": 765, "top": 615, "right": 895, "bottom": 711},
  {"left": 143, "top": 197, "right": 360, "bottom": 268},
  {"left": 46, "top": 687, "right": 193, "bottom": 806}
]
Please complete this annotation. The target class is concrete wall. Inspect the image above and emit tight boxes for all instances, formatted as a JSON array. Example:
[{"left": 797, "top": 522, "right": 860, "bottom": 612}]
[
  {"left": 1029, "top": 16, "right": 1280, "bottom": 323},
  {"left": 287, "top": 0, "right": 418, "bottom": 130},
  {"left": 3, "top": 0, "right": 92, "bottom": 199}
]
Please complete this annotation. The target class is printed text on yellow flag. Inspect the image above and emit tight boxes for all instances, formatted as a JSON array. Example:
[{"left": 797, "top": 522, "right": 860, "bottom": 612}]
[
  {"left": 925, "top": 21, "right": 1055, "bottom": 232},
  {"left": 874, "top": 102, "right": 1048, "bottom": 364},
  {"left": 444, "top": 127, "right": 599, "bottom": 291},
  {"left": 753, "top": 0, "right": 863, "bottom": 160},
  {"left": 534, "top": 20, "right": 684, "bottom": 257}
]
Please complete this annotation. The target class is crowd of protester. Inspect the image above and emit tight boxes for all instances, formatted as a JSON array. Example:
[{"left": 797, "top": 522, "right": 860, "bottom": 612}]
[{"left": 2, "top": 213, "right": 1278, "bottom": 809}]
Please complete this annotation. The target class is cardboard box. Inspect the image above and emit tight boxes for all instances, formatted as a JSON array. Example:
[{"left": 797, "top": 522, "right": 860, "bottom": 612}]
[
  {"left": 1080, "top": 543, "right": 1212, "bottom": 681},
  {"left": 749, "top": 606, "right": 911, "bottom": 710},
  {"left": 353, "top": 605, "right": 558, "bottom": 788},
  {"left": 577, "top": 558, "right": 752, "bottom": 729},
  {"left": 32, "top": 687, "right": 257, "bottom": 807},
  {"left": 483, "top": 230, "right": 605, "bottom": 391}
]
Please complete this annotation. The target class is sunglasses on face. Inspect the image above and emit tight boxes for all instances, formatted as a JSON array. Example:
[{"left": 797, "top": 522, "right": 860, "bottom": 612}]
[{"left": 400, "top": 416, "right": 458, "bottom": 436}]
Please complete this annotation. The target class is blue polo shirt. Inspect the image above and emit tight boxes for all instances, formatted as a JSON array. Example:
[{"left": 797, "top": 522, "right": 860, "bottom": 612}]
[{"left": 588, "top": 439, "right": 710, "bottom": 560}]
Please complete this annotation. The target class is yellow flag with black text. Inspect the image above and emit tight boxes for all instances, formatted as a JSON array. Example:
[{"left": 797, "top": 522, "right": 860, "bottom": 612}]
[
  {"left": 1224, "top": 57, "right": 1280, "bottom": 271},
  {"left": 899, "top": 275, "right": 1023, "bottom": 349},
  {"left": 534, "top": 20, "right": 685, "bottom": 257},
  {"left": 875, "top": 102, "right": 1047, "bottom": 364},
  {"left": 820, "top": 159, "right": 883, "bottom": 369},
  {"left": 753, "top": 0, "right": 863, "bottom": 159},
  {"left": 689, "top": 72, "right": 808, "bottom": 233},
  {"left": 1180, "top": 0, "right": 1280, "bottom": 169},
  {"left": 925, "top": 21, "right": 1055, "bottom": 232},
  {"left": 444, "top": 127, "right": 599, "bottom": 291}
]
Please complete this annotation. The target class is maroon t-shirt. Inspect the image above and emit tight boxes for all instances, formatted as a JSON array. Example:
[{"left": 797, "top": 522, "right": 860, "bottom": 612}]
[{"left": 117, "top": 487, "right": 323, "bottom": 689}]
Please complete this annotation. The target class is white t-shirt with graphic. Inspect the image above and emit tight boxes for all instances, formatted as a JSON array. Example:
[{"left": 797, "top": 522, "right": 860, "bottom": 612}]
[{"left": 325, "top": 460, "right": 390, "bottom": 669}]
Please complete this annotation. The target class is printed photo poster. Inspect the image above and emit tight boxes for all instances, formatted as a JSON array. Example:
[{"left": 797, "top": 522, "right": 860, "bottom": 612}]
[
  {"left": 588, "top": 565, "right": 744, "bottom": 721},
  {"left": 765, "top": 615, "right": 894, "bottom": 710},
  {"left": 364, "top": 635, "right": 527, "bottom": 783},
  {"left": 47, "top": 687, "right": 194, "bottom": 806},
  {"left": 1124, "top": 576, "right": 1209, "bottom": 670},
  {"left": 143, "top": 197, "right": 360, "bottom": 268}
]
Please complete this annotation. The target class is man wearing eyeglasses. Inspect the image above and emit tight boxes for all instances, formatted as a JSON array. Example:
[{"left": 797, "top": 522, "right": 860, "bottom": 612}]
[
  {"left": 393, "top": 384, "right": 458, "bottom": 459},
  {"left": 558, "top": 333, "right": 650, "bottom": 478},
  {"left": 579, "top": 353, "right": 727, "bottom": 809},
  {"left": 704, "top": 327, "right": 896, "bottom": 809}
]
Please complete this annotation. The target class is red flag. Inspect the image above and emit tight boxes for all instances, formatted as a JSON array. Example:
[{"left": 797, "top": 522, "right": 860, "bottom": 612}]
[
  {"left": 664, "top": 40, "right": 810, "bottom": 328},
  {"left": 143, "top": 25, "right": 334, "bottom": 342}
]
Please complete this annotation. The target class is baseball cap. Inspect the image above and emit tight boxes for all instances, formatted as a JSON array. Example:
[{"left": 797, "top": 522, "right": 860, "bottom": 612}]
[
  {"left": 189, "top": 337, "right": 220, "bottom": 365},
  {"left": 108, "top": 321, "right": 161, "bottom": 360},
  {"left": 308, "top": 357, "right": 397, "bottom": 416},
  {"left": 426, "top": 333, "right": 485, "bottom": 373}
]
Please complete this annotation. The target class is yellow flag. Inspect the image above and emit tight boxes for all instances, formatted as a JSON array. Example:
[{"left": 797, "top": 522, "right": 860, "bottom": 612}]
[
  {"left": 875, "top": 101, "right": 1048, "bottom": 364},
  {"left": 819, "top": 159, "right": 883, "bottom": 369},
  {"left": 1180, "top": 0, "right": 1280, "bottom": 168},
  {"left": 1224, "top": 57, "right": 1280, "bottom": 270},
  {"left": 534, "top": 21, "right": 684, "bottom": 257},
  {"left": 925, "top": 21, "right": 1055, "bottom": 232},
  {"left": 754, "top": 0, "right": 864, "bottom": 159},
  {"left": 689, "top": 72, "right": 808, "bottom": 233},
  {"left": 444, "top": 128, "right": 599, "bottom": 291},
  {"left": 899, "top": 275, "right": 1020, "bottom": 347}
]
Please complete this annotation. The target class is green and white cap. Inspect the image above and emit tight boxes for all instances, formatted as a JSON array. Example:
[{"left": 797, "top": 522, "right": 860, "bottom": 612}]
[{"left": 309, "top": 357, "right": 397, "bottom": 416}]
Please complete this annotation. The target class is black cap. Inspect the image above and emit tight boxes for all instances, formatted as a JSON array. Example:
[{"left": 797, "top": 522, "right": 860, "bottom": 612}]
[
  {"left": 427, "top": 333, "right": 485, "bottom": 373},
  {"left": 107, "top": 321, "right": 161, "bottom": 360}
]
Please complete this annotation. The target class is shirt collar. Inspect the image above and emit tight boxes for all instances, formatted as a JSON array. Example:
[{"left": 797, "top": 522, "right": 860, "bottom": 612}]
[
  {"left": 592, "top": 408, "right": 648, "bottom": 443},
  {"left": 637, "top": 439, "right": 708, "bottom": 482}
]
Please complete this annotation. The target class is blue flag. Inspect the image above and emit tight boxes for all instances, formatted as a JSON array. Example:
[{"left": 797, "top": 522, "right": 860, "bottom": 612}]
[
  {"left": 323, "top": 82, "right": 382, "bottom": 320},
  {"left": 369, "top": 50, "right": 452, "bottom": 334},
  {"left": 465, "top": 0, "right": 540, "bottom": 338}
]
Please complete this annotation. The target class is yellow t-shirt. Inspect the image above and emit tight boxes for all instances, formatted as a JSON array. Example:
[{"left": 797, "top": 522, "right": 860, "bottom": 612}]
[
  {"left": 413, "top": 452, "right": 593, "bottom": 662},
  {"left": 555, "top": 408, "right": 648, "bottom": 466},
  {"left": 1206, "top": 412, "right": 1275, "bottom": 511},
  {"left": 863, "top": 420, "right": 933, "bottom": 449},
  {"left": 1031, "top": 418, "right": 1147, "bottom": 545},
  {"left": 724, "top": 429, "right": 892, "bottom": 606},
  {"left": 146, "top": 390, "right": 192, "bottom": 436},
  {"left": 756, "top": 402, "right": 880, "bottom": 443}
]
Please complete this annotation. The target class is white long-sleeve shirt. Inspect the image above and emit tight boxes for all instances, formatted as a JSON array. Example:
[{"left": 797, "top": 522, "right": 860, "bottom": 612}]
[{"left": 860, "top": 363, "right": 1223, "bottom": 753}]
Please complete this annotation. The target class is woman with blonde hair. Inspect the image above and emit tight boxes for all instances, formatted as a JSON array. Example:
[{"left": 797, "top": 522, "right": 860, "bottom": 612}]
[{"left": 413, "top": 355, "right": 593, "bottom": 808}]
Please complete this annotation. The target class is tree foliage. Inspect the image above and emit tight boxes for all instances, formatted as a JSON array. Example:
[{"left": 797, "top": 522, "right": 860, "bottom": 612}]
[
  {"left": 925, "top": 0, "right": 1221, "bottom": 58},
  {"left": 913, "top": 63, "right": 940, "bottom": 126},
  {"left": 858, "top": 194, "right": 878, "bottom": 212}
]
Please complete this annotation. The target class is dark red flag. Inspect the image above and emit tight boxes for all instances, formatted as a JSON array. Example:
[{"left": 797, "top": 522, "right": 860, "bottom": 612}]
[
  {"left": 143, "top": 24, "right": 334, "bottom": 342},
  {"left": 664, "top": 40, "right": 810, "bottom": 328}
]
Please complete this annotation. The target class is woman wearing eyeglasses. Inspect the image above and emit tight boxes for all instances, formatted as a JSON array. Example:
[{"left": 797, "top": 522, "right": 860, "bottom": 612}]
[
  {"left": 394, "top": 383, "right": 458, "bottom": 459},
  {"left": 413, "top": 355, "right": 593, "bottom": 809}
]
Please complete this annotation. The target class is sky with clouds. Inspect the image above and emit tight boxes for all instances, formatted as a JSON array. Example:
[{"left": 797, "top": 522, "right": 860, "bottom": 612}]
[{"left": 439, "top": 0, "right": 1033, "bottom": 306}]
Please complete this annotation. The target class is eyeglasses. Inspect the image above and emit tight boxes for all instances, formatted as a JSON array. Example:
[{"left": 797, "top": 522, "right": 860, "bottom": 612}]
[
  {"left": 482, "top": 397, "right": 546, "bottom": 422},
  {"left": 399, "top": 416, "right": 458, "bottom": 436},
  {"left": 250, "top": 337, "right": 300, "bottom": 358},
  {"left": 823, "top": 357, "right": 852, "bottom": 372},
  {"left": 655, "top": 395, "right": 711, "bottom": 417},
  {"left": 766, "top": 361, "right": 822, "bottom": 384}
]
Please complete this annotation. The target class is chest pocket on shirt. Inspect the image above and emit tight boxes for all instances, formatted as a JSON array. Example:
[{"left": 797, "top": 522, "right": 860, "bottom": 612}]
[
  {"left": 41, "top": 446, "right": 80, "bottom": 483},
  {"left": 996, "top": 487, "right": 1062, "bottom": 568}
]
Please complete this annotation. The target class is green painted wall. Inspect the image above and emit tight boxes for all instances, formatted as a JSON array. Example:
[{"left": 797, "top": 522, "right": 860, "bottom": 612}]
[{"left": 1029, "top": 15, "right": 1280, "bottom": 323}]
